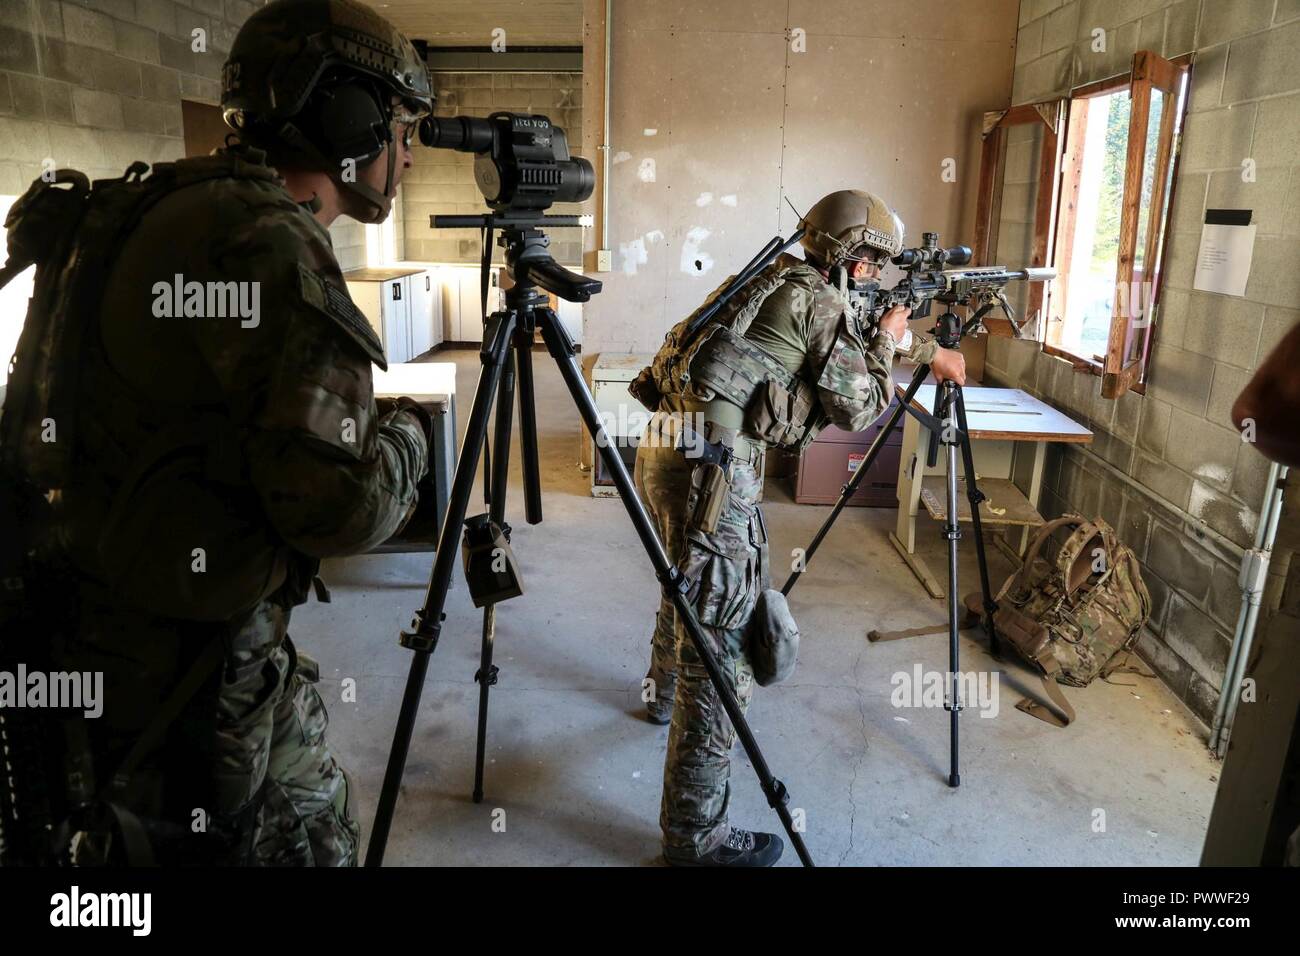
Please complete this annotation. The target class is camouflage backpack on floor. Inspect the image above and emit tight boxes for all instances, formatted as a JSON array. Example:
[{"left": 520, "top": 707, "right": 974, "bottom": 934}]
[{"left": 991, "top": 514, "right": 1152, "bottom": 727}]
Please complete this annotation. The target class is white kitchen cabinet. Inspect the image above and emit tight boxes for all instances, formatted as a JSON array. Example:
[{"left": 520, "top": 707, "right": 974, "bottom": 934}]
[
  {"left": 351, "top": 264, "right": 569, "bottom": 351},
  {"left": 449, "top": 266, "right": 501, "bottom": 343},
  {"left": 401, "top": 265, "right": 442, "bottom": 357},
  {"left": 344, "top": 266, "right": 425, "bottom": 364},
  {"left": 382, "top": 278, "right": 410, "bottom": 363}
]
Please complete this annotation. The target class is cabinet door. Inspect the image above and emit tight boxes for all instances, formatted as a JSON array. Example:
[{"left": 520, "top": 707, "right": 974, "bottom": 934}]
[
  {"left": 428, "top": 269, "right": 444, "bottom": 347},
  {"left": 556, "top": 298, "right": 583, "bottom": 346},
  {"left": 409, "top": 271, "right": 434, "bottom": 357},
  {"left": 383, "top": 277, "right": 411, "bottom": 364},
  {"left": 456, "top": 268, "right": 484, "bottom": 343}
]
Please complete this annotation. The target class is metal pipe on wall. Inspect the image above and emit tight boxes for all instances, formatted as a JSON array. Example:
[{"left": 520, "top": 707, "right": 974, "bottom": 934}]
[
  {"left": 1210, "top": 461, "right": 1289, "bottom": 759},
  {"left": 599, "top": 0, "right": 612, "bottom": 251}
]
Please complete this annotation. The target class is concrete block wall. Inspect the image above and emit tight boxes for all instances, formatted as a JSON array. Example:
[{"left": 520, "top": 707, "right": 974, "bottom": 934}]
[
  {"left": 996, "top": 121, "right": 1045, "bottom": 320},
  {"left": 403, "top": 70, "right": 584, "bottom": 266},
  {"left": 0, "top": 0, "right": 240, "bottom": 188},
  {"left": 985, "top": 0, "right": 1300, "bottom": 729},
  {"left": 0, "top": 0, "right": 373, "bottom": 271}
]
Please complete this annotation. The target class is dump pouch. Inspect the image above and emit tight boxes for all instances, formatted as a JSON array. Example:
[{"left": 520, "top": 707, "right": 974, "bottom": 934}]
[{"left": 749, "top": 588, "right": 800, "bottom": 686}]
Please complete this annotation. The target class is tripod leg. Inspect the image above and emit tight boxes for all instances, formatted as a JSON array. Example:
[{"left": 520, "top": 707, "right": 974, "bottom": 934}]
[
  {"left": 536, "top": 309, "right": 815, "bottom": 867},
  {"left": 473, "top": 349, "right": 518, "bottom": 803},
  {"left": 514, "top": 333, "right": 544, "bottom": 525},
  {"left": 366, "top": 312, "right": 517, "bottom": 867},
  {"left": 781, "top": 364, "right": 930, "bottom": 597},
  {"left": 953, "top": 387, "right": 1002, "bottom": 659},
  {"left": 941, "top": 382, "right": 962, "bottom": 789},
  {"left": 926, "top": 375, "right": 946, "bottom": 469}
]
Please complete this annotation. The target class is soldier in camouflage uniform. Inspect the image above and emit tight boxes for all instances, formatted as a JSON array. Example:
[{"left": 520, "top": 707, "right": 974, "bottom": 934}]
[
  {"left": 5, "top": 0, "right": 434, "bottom": 865},
  {"left": 632, "top": 190, "right": 966, "bottom": 865}
]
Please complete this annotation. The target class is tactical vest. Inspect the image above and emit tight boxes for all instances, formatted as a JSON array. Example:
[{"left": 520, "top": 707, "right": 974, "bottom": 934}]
[
  {"left": 0, "top": 151, "right": 317, "bottom": 622},
  {"left": 628, "top": 259, "right": 828, "bottom": 451}
]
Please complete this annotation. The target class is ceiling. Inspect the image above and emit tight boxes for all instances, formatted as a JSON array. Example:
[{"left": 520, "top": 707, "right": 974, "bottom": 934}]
[{"left": 366, "top": 0, "right": 584, "bottom": 48}]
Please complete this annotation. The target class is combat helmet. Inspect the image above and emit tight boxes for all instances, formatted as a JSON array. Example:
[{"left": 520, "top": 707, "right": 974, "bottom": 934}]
[
  {"left": 799, "top": 189, "right": 905, "bottom": 267},
  {"left": 221, "top": 0, "right": 434, "bottom": 222}
]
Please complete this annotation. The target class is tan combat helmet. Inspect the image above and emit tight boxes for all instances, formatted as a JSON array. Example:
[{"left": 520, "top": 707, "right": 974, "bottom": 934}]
[{"left": 799, "top": 189, "right": 905, "bottom": 267}]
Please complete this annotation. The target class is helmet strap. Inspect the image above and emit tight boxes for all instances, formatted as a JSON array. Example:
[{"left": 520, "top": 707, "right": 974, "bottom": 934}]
[{"left": 829, "top": 263, "right": 849, "bottom": 294}]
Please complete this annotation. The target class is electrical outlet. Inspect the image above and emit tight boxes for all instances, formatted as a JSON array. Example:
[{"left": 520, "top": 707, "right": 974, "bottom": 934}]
[{"left": 597, "top": 249, "right": 613, "bottom": 272}]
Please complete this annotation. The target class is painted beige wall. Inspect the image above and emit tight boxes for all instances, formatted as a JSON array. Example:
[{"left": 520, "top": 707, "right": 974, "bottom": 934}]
[{"left": 580, "top": 0, "right": 1020, "bottom": 356}]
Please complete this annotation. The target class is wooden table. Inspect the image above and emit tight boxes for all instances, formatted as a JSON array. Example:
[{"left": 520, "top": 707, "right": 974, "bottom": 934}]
[{"left": 890, "top": 370, "right": 1092, "bottom": 597}]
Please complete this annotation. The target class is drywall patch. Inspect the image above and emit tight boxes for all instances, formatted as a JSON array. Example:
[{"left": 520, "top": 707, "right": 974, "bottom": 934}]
[
  {"left": 619, "top": 237, "right": 648, "bottom": 275},
  {"left": 638, "top": 158, "right": 657, "bottom": 182},
  {"left": 612, "top": 150, "right": 632, "bottom": 165},
  {"left": 644, "top": 128, "right": 658, "bottom": 136},
  {"left": 696, "top": 192, "right": 713, "bottom": 207},
  {"left": 681, "top": 226, "right": 714, "bottom": 277},
  {"left": 720, "top": 194, "right": 738, "bottom": 207},
  {"left": 618, "top": 230, "right": 665, "bottom": 276}
]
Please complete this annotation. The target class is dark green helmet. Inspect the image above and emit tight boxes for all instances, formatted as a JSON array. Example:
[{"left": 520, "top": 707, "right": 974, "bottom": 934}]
[{"left": 221, "top": 0, "right": 433, "bottom": 221}]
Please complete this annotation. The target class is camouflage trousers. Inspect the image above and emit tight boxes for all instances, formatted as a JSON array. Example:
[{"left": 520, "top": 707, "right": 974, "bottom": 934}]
[
  {"left": 635, "top": 441, "right": 767, "bottom": 858},
  {"left": 220, "top": 602, "right": 360, "bottom": 866},
  {"left": 633, "top": 443, "right": 690, "bottom": 713},
  {"left": 65, "top": 595, "right": 359, "bottom": 865}
]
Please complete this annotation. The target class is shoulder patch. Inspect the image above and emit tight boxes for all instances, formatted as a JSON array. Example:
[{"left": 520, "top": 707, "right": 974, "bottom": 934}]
[{"left": 296, "top": 263, "right": 387, "bottom": 370}]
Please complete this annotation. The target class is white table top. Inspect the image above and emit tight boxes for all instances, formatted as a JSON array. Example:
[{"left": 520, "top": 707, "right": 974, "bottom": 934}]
[
  {"left": 896, "top": 383, "right": 1093, "bottom": 443},
  {"left": 373, "top": 361, "right": 457, "bottom": 402}
]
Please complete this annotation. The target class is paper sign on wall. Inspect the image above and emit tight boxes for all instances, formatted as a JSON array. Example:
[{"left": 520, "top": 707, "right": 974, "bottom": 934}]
[{"left": 1192, "top": 208, "right": 1255, "bottom": 297}]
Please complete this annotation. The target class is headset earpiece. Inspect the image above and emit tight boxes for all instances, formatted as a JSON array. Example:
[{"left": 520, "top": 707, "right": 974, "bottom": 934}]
[{"left": 312, "top": 79, "right": 391, "bottom": 168}]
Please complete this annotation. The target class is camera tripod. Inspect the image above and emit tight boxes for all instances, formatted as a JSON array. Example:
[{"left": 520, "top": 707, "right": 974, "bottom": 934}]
[
  {"left": 366, "top": 214, "right": 814, "bottom": 867},
  {"left": 780, "top": 307, "right": 1003, "bottom": 788}
]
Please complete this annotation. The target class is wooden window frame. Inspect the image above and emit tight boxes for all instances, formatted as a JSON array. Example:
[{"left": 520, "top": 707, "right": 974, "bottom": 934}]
[
  {"left": 1041, "top": 51, "right": 1194, "bottom": 397},
  {"left": 973, "top": 100, "right": 1064, "bottom": 338},
  {"left": 977, "top": 52, "right": 1194, "bottom": 399},
  {"left": 1040, "top": 72, "right": 1131, "bottom": 372}
]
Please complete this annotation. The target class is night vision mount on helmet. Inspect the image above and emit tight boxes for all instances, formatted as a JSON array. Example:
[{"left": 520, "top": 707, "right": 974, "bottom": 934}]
[{"left": 220, "top": 0, "right": 434, "bottom": 222}]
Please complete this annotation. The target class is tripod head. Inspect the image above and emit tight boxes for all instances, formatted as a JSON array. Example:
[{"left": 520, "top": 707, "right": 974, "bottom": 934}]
[{"left": 432, "top": 213, "right": 603, "bottom": 305}]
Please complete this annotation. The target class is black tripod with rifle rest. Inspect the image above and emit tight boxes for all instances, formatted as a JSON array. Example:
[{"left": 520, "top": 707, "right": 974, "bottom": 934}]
[
  {"left": 774, "top": 299, "right": 1040, "bottom": 785},
  {"left": 365, "top": 213, "right": 815, "bottom": 867}
]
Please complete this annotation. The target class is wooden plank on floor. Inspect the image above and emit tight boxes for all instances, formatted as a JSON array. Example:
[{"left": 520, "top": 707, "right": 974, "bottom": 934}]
[
  {"left": 889, "top": 530, "right": 944, "bottom": 598},
  {"left": 919, "top": 476, "right": 1044, "bottom": 527}
]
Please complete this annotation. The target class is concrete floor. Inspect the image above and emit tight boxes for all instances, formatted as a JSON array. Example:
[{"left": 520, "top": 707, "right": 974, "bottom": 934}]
[{"left": 294, "top": 349, "right": 1220, "bottom": 866}]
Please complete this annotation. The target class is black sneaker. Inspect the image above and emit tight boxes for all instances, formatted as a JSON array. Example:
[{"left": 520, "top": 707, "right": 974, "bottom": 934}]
[{"left": 664, "top": 827, "right": 784, "bottom": 867}]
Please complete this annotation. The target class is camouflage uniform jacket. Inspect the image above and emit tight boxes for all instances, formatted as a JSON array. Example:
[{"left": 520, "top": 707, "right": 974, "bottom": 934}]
[
  {"left": 55, "top": 144, "right": 429, "bottom": 618},
  {"left": 741, "top": 252, "right": 938, "bottom": 438},
  {"left": 22, "top": 146, "right": 428, "bottom": 862}
]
